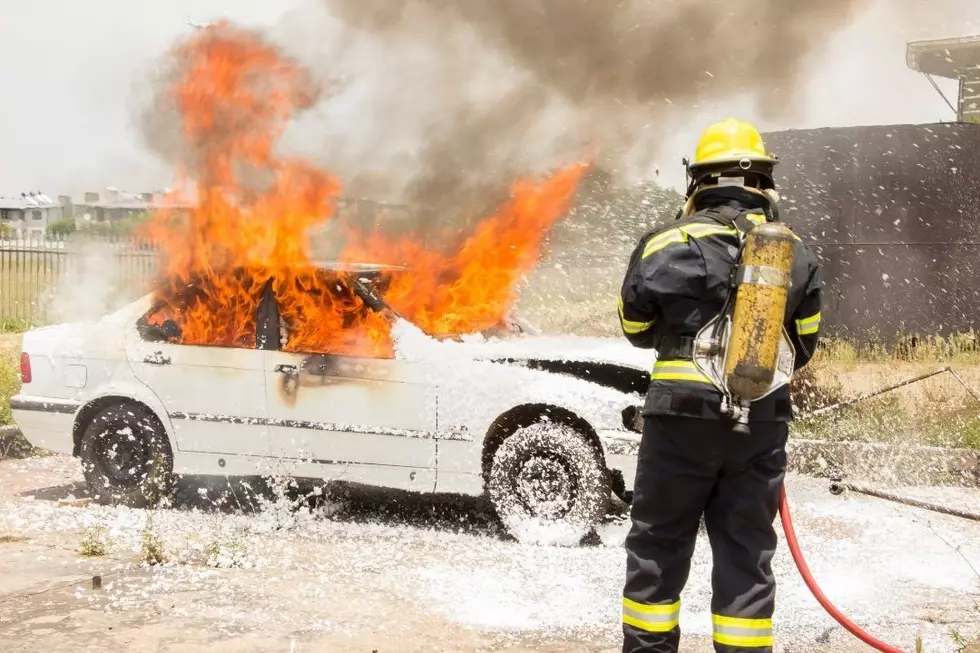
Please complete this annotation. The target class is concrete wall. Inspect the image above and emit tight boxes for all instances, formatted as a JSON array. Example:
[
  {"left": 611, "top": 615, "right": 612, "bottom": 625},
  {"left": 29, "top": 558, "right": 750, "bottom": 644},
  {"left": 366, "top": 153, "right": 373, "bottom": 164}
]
[{"left": 764, "top": 122, "right": 980, "bottom": 344}]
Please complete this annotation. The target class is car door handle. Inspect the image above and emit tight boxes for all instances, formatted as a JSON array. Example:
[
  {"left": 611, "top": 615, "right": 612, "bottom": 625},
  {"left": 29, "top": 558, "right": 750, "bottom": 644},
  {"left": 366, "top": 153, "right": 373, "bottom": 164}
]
[
  {"left": 275, "top": 364, "right": 297, "bottom": 374},
  {"left": 144, "top": 352, "right": 171, "bottom": 365}
]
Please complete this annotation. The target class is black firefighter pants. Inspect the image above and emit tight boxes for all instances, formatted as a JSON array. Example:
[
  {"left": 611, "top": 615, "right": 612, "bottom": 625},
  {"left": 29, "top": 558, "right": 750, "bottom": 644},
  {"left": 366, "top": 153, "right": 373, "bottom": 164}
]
[{"left": 622, "top": 415, "right": 789, "bottom": 653}]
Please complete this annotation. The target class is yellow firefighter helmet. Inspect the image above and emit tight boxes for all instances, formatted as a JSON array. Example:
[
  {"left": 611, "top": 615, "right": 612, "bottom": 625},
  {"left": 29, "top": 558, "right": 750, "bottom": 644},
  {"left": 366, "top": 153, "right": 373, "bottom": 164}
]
[
  {"left": 681, "top": 118, "right": 781, "bottom": 210},
  {"left": 691, "top": 118, "right": 777, "bottom": 169}
]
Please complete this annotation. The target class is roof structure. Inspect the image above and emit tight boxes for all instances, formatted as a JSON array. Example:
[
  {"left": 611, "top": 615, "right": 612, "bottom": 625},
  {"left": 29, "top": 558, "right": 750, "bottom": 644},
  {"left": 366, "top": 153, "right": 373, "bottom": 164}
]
[
  {"left": 0, "top": 192, "right": 60, "bottom": 211},
  {"left": 906, "top": 34, "right": 980, "bottom": 121}
]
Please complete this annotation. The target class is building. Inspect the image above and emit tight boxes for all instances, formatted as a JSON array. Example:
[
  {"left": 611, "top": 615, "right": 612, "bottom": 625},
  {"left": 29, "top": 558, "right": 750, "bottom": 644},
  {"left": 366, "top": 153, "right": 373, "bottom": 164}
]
[
  {"left": 906, "top": 33, "right": 980, "bottom": 122},
  {"left": 72, "top": 187, "right": 183, "bottom": 224},
  {"left": 0, "top": 192, "right": 69, "bottom": 239}
]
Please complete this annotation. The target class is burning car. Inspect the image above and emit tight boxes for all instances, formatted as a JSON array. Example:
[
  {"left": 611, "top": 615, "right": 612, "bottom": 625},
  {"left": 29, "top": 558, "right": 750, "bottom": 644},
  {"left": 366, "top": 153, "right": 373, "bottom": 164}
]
[{"left": 11, "top": 263, "right": 652, "bottom": 543}]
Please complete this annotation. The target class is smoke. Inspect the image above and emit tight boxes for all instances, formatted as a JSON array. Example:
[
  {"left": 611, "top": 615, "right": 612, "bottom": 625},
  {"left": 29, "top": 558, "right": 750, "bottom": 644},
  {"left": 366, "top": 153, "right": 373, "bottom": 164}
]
[
  {"left": 291, "top": 0, "right": 871, "bottom": 212},
  {"left": 45, "top": 238, "right": 145, "bottom": 325},
  {"left": 138, "top": 0, "right": 872, "bottom": 234}
]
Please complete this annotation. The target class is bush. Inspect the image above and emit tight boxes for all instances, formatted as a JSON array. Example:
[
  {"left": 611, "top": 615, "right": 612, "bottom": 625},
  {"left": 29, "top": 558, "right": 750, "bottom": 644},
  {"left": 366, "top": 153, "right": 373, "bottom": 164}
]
[
  {"left": 0, "top": 350, "right": 18, "bottom": 426},
  {"left": 45, "top": 218, "right": 76, "bottom": 238},
  {"left": 78, "top": 211, "right": 152, "bottom": 237},
  {"left": 0, "top": 223, "right": 12, "bottom": 239}
]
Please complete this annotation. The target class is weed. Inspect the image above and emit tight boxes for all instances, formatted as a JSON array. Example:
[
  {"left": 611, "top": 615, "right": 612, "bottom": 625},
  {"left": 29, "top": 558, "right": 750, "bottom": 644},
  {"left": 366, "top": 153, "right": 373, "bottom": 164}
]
[
  {"left": 79, "top": 525, "right": 110, "bottom": 557},
  {"left": 0, "top": 318, "right": 30, "bottom": 334},
  {"left": 140, "top": 513, "right": 166, "bottom": 565},
  {"left": 949, "top": 629, "right": 969, "bottom": 653},
  {"left": 0, "top": 348, "right": 18, "bottom": 426},
  {"left": 203, "top": 534, "right": 250, "bottom": 568}
]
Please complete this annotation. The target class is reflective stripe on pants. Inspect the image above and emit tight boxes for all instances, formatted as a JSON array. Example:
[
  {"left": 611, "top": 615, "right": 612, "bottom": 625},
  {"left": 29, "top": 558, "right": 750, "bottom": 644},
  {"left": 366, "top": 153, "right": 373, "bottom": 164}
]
[
  {"left": 712, "top": 614, "right": 774, "bottom": 649},
  {"left": 622, "top": 598, "right": 681, "bottom": 633}
]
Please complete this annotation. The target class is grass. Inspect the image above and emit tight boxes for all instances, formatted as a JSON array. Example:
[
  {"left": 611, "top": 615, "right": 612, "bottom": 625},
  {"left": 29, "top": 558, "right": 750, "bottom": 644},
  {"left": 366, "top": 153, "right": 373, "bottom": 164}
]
[{"left": 0, "top": 346, "right": 18, "bottom": 426}]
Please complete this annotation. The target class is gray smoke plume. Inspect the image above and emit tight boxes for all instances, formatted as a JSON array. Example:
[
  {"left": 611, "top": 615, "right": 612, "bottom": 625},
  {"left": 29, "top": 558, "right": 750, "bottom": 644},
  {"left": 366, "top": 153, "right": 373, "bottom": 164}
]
[
  {"left": 139, "top": 0, "right": 872, "bottom": 236},
  {"left": 292, "top": 0, "right": 870, "bottom": 219}
]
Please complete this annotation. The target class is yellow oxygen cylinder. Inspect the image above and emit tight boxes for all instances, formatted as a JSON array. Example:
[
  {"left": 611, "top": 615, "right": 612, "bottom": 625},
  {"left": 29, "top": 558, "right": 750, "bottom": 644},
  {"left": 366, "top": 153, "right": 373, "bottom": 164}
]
[{"left": 725, "top": 222, "right": 797, "bottom": 401}]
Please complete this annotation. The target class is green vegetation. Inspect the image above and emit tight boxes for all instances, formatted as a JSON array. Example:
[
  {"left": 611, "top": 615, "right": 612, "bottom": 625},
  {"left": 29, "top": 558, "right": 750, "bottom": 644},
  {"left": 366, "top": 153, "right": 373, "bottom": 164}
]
[
  {"left": 77, "top": 211, "right": 152, "bottom": 237},
  {"left": 0, "top": 318, "right": 30, "bottom": 334},
  {"left": 45, "top": 219, "right": 77, "bottom": 238},
  {"left": 814, "top": 332, "right": 980, "bottom": 366},
  {"left": 140, "top": 513, "right": 166, "bottom": 565},
  {"left": 789, "top": 338, "right": 980, "bottom": 451},
  {"left": 78, "top": 525, "right": 110, "bottom": 557},
  {"left": 0, "top": 347, "right": 17, "bottom": 426}
]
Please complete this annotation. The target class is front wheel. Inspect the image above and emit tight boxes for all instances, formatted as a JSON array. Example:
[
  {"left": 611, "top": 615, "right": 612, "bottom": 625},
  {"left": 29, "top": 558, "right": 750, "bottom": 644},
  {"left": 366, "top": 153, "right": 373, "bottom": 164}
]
[
  {"left": 79, "top": 403, "right": 173, "bottom": 508},
  {"left": 488, "top": 422, "right": 610, "bottom": 545}
]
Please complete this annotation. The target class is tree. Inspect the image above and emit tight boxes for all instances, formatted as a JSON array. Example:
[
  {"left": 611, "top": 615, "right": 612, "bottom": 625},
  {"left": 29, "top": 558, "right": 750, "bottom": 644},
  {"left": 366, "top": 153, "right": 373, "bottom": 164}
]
[{"left": 46, "top": 218, "right": 77, "bottom": 238}]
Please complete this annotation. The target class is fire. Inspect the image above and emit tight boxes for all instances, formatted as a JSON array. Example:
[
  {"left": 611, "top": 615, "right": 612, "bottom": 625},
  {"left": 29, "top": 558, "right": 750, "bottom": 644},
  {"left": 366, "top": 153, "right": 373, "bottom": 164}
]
[{"left": 144, "top": 21, "right": 585, "bottom": 358}]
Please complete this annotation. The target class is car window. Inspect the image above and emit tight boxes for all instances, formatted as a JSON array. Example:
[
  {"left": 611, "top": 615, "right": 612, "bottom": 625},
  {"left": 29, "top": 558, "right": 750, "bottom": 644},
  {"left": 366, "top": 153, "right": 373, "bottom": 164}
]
[
  {"left": 274, "top": 271, "right": 395, "bottom": 360},
  {"left": 135, "top": 277, "right": 270, "bottom": 349}
]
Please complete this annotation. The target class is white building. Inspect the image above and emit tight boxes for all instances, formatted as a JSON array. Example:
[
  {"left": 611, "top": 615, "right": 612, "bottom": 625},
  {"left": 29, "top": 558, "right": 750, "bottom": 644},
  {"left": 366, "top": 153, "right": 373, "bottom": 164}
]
[{"left": 0, "top": 192, "right": 67, "bottom": 239}]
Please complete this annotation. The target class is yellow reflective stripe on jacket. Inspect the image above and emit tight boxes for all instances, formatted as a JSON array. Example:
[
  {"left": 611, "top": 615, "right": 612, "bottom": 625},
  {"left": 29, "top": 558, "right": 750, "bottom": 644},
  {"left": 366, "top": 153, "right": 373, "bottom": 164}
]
[
  {"left": 795, "top": 311, "right": 821, "bottom": 336},
  {"left": 651, "top": 360, "right": 713, "bottom": 384},
  {"left": 712, "top": 614, "right": 774, "bottom": 648},
  {"left": 623, "top": 598, "right": 680, "bottom": 633},
  {"left": 642, "top": 223, "right": 739, "bottom": 259},
  {"left": 618, "top": 297, "right": 654, "bottom": 335}
]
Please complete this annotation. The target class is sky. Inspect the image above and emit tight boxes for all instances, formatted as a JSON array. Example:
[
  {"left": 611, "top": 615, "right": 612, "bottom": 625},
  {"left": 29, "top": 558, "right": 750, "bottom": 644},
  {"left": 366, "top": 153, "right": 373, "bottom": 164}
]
[{"left": 0, "top": 0, "right": 976, "bottom": 198}]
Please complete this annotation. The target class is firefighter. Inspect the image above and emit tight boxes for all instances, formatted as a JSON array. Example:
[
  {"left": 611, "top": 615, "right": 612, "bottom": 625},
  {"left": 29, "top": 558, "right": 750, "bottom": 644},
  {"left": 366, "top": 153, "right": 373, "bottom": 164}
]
[{"left": 618, "top": 118, "right": 823, "bottom": 653}]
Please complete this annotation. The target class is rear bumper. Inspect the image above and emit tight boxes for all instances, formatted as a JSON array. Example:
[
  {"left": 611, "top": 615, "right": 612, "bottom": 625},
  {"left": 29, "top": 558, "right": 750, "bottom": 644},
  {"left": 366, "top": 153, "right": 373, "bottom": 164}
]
[{"left": 9, "top": 395, "right": 80, "bottom": 455}]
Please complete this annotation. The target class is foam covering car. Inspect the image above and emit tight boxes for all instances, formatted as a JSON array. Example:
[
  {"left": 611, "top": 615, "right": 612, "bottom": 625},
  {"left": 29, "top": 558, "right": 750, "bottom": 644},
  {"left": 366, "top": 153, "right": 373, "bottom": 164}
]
[{"left": 11, "top": 264, "right": 653, "bottom": 542}]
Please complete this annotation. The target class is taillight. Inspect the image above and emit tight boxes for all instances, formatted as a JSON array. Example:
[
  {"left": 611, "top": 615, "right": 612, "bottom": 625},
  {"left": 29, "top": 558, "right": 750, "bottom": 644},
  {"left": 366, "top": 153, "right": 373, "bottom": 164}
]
[{"left": 19, "top": 352, "right": 31, "bottom": 384}]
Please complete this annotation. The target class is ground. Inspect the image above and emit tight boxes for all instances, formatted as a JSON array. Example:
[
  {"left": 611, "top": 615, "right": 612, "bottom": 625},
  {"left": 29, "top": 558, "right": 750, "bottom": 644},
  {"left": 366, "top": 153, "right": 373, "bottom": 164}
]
[{"left": 0, "top": 456, "right": 977, "bottom": 652}]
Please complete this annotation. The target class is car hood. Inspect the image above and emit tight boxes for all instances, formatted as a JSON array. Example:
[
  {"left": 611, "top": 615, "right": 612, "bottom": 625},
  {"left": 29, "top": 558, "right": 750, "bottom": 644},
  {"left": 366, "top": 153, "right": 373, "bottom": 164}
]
[
  {"left": 392, "top": 320, "right": 655, "bottom": 372},
  {"left": 467, "top": 334, "right": 656, "bottom": 370}
]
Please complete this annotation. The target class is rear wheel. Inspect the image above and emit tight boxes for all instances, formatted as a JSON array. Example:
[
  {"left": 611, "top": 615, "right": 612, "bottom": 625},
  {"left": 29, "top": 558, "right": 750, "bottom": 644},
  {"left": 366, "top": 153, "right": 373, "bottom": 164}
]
[
  {"left": 488, "top": 421, "right": 610, "bottom": 545},
  {"left": 79, "top": 403, "right": 173, "bottom": 508}
]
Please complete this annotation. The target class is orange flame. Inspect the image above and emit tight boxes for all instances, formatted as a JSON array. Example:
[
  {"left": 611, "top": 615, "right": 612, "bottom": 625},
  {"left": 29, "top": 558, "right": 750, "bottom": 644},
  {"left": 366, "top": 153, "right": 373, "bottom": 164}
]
[{"left": 145, "top": 21, "right": 585, "bottom": 358}]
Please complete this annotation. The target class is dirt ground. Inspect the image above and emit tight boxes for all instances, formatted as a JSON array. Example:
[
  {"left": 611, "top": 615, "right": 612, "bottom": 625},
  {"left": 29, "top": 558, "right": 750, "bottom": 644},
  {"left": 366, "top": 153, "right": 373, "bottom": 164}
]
[{"left": 0, "top": 456, "right": 978, "bottom": 653}]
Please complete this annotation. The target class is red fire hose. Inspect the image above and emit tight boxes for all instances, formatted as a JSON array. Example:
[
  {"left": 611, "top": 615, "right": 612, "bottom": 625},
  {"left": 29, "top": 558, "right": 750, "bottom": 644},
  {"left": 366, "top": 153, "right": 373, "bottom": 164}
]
[{"left": 778, "top": 485, "right": 907, "bottom": 653}]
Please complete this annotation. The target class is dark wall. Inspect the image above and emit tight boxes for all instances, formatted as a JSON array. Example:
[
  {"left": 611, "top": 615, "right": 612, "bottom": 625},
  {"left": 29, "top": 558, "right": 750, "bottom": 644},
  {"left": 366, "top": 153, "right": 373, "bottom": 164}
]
[{"left": 763, "top": 122, "right": 980, "bottom": 343}]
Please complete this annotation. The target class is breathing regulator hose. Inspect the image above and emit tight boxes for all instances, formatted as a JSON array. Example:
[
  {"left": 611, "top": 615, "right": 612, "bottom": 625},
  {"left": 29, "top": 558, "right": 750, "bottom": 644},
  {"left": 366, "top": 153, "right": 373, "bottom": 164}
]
[{"left": 778, "top": 485, "right": 907, "bottom": 653}]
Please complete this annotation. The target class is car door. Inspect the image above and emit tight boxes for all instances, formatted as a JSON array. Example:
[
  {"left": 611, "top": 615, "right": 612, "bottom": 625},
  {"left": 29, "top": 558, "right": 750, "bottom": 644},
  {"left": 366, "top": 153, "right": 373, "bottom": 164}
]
[
  {"left": 263, "top": 346, "right": 438, "bottom": 491},
  {"left": 125, "top": 333, "right": 269, "bottom": 458}
]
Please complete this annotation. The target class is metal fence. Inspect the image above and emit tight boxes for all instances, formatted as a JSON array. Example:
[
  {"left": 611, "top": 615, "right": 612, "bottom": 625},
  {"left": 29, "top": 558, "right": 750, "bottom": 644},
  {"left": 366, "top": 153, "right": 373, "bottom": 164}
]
[{"left": 0, "top": 232, "right": 159, "bottom": 328}]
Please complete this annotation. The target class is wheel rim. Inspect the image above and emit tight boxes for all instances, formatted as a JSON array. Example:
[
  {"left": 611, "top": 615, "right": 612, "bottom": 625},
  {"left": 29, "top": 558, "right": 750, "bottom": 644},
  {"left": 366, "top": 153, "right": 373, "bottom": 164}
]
[
  {"left": 94, "top": 424, "right": 149, "bottom": 489},
  {"left": 514, "top": 455, "right": 577, "bottom": 520}
]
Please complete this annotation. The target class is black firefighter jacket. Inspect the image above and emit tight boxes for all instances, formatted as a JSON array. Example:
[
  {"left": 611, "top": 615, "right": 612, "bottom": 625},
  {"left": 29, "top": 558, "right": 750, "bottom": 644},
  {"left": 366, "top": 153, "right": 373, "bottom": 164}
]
[{"left": 619, "top": 194, "right": 823, "bottom": 423}]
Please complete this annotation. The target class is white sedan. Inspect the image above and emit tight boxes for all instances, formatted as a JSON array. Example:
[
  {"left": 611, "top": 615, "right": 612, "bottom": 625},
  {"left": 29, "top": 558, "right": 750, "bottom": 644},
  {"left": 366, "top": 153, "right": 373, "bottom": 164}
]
[{"left": 10, "top": 264, "right": 652, "bottom": 542}]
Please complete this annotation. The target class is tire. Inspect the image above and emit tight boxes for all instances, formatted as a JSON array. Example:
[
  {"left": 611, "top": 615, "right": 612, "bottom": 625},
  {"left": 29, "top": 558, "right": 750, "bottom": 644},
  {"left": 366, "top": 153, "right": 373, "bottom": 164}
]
[
  {"left": 79, "top": 403, "right": 173, "bottom": 508},
  {"left": 488, "top": 421, "right": 610, "bottom": 545}
]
